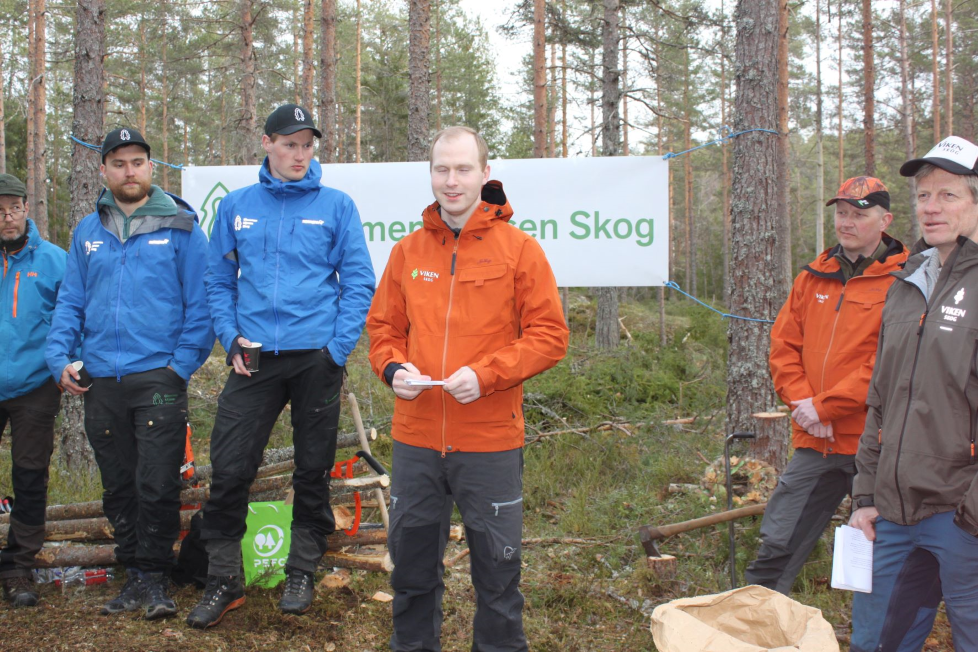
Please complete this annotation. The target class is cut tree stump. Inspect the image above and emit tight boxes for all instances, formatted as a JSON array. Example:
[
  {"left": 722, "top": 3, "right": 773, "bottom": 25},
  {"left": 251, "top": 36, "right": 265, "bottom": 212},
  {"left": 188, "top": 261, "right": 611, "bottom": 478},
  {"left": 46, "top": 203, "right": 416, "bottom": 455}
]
[{"left": 645, "top": 553, "right": 678, "bottom": 579}]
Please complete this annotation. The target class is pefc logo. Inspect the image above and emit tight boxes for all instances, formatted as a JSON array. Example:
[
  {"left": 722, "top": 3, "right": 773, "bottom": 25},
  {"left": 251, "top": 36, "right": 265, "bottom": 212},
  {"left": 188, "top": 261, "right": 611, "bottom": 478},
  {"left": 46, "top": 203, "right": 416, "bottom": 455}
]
[
  {"left": 295, "top": 107, "right": 305, "bottom": 122},
  {"left": 234, "top": 215, "right": 242, "bottom": 231},
  {"left": 85, "top": 241, "right": 92, "bottom": 254},
  {"left": 121, "top": 129, "right": 131, "bottom": 141},
  {"left": 252, "top": 524, "right": 285, "bottom": 557}
]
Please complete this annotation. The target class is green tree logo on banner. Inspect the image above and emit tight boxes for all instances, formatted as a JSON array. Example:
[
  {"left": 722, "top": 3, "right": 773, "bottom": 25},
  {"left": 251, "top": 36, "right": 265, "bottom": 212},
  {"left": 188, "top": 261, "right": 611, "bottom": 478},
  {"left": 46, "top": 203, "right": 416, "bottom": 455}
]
[{"left": 199, "top": 182, "right": 230, "bottom": 238}]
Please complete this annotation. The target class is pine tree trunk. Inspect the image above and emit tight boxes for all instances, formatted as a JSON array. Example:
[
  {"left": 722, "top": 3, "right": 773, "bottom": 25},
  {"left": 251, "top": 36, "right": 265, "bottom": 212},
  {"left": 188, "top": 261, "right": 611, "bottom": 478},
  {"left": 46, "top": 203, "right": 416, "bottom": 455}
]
[
  {"left": 898, "top": 0, "right": 919, "bottom": 240},
  {"left": 596, "top": 0, "right": 621, "bottom": 350},
  {"left": 64, "top": 0, "right": 105, "bottom": 473},
  {"left": 407, "top": 0, "right": 430, "bottom": 161},
  {"left": 161, "top": 15, "right": 169, "bottom": 191},
  {"left": 837, "top": 0, "right": 844, "bottom": 188},
  {"left": 29, "top": 0, "right": 48, "bottom": 238},
  {"left": 683, "top": 45, "right": 695, "bottom": 296},
  {"left": 434, "top": 0, "right": 442, "bottom": 131},
  {"left": 561, "top": 38, "right": 567, "bottom": 158},
  {"left": 944, "top": 0, "right": 952, "bottom": 137},
  {"left": 721, "top": 0, "right": 730, "bottom": 299},
  {"left": 932, "top": 0, "right": 940, "bottom": 140},
  {"left": 239, "top": 0, "right": 258, "bottom": 165},
  {"left": 0, "top": 37, "right": 6, "bottom": 174},
  {"left": 355, "top": 0, "right": 362, "bottom": 163},
  {"left": 533, "top": 0, "right": 546, "bottom": 158},
  {"left": 778, "top": 0, "right": 790, "bottom": 283},
  {"left": 319, "top": 0, "right": 336, "bottom": 163},
  {"left": 815, "top": 0, "right": 825, "bottom": 254},
  {"left": 548, "top": 41, "right": 556, "bottom": 158},
  {"left": 621, "top": 6, "right": 628, "bottom": 156},
  {"left": 138, "top": 22, "right": 146, "bottom": 134},
  {"left": 728, "top": 0, "right": 790, "bottom": 473},
  {"left": 862, "top": 0, "right": 875, "bottom": 176},
  {"left": 302, "top": 0, "right": 314, "bottom": 109}
]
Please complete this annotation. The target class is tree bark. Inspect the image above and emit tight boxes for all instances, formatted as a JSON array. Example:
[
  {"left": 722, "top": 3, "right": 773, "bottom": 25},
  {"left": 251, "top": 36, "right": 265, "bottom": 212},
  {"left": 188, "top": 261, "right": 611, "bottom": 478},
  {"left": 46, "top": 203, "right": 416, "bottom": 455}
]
[
  {"left": 728, "top": 0, "right": 790, "bottom": 473},
  {"left": 898, "top": 0, "right": 919, "bottom": 240},
  {"left": 434, "top": 0, "right": 442, "bottom": 131},
  {"left": 548, "top": 41, "right": 556, "bottom": 158},
  {"left": 621, "top": 6, "right": 628, "bottom": 156},
  {"left": 596, "top": 0, "right": 621, "bottom": 351},
  {"left": 683, "top": 44, "right": 695, "bottom": 296},
  {"left": 932, "top": 0, "right": 940, "bottom": 141},
  {"left": 160, "top": 9, "right": 169, "bottom": 191},
  {"left": 944, "top": 0, "right": 952, "bottom": 137},
  {"left": 355, "top": 0, "right": 362, "bottom": 163},
  {"left": 533, "top": 0, "right": 546, "bottom": 158},
  {"left": 0, "top": 37, "right": 6, "bottom": 174},
  {"left": 302, "top": 0, "right": 315, "bottom": 109},
  {"left": 63, "top": 0, "right": 105, "bottom": 473},
  {"left": 721, "top": 0, "right": 730, "bottom": 296},
  {"left": 778, "top": 0, "right": 790, "bottom": 282},
  {"left": 407, "top": 0, "right": 431, "bottom": 161},
  {"left": 815, "top": 0, "right": 825, "bottom": 254},
  {"left": 837, "top": 0, "right": 844, "bottom": 189},
  {"left": 238, "top": 0, "right": 258, "bottom": 164},
  {"left": 862, "top": 0, "right": 875, "bottom": 176},
  {"left": 319, "top": 0, "right": 336, "bottom": 163},
  {"left": 29, "top": 0, "right": 48, "bottom": 237}
]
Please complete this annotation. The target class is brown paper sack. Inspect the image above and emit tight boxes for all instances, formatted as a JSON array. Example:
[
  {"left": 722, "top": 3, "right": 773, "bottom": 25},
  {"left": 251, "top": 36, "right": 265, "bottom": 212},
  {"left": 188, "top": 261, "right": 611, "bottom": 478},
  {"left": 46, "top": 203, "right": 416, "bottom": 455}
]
[{"left": 650, "top": 585, "right": 839, "bottom": 652}]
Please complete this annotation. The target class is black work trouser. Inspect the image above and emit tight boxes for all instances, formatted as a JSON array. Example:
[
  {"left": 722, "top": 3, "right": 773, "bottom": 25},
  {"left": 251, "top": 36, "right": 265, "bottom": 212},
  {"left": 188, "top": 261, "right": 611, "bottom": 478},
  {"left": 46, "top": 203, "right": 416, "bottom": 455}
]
[
  {"left": 0, "top": 380, "right": 60, "bottom": 578},
  {"left": 389, "top": 441, "right": 527, "bottom": 652},
  {"left": 199, "top": 350, "right": 343, "bottom": 574},
  {"left": 84, "top": 367, "right": 188, "bottom": 573}
]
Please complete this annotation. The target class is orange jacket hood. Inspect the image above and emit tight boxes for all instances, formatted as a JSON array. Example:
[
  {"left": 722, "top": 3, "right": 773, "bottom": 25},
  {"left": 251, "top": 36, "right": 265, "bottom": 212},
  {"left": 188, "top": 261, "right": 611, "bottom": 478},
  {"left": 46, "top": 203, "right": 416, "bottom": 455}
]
[
  {"left": 769, "top": 234, "right": 909, "bottom": 455},
  {"left": 367, "top": 181, "right": 569, "bottom": 453}
]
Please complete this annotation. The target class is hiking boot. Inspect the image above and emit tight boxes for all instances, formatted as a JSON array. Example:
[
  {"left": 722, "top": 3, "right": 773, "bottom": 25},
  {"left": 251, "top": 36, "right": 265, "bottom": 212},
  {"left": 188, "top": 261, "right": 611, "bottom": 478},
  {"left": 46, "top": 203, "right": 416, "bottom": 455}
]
[
  {"left": 2, "top": 575, "right": 39, "bottom": 607},
  {"left": 100, "top": 568, "right": 144, "bottom": 615},
  {"left": 142, "top": 572, "right": 177, "bottom": 620},
  {"left": 278, "top": 566, "right": 315, "bottom": 615},
  {"left": 186, "top": 575, "right": 245, "bottom": 629}
]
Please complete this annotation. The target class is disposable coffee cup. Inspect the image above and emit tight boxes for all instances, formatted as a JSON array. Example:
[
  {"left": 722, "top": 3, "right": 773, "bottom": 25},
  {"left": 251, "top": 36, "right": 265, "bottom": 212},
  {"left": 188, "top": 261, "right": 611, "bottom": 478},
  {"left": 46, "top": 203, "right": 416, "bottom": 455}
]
[
  {"left": 71, "top": 360, "right": 94, "bottom": 389},
  {"left": 242, "top": 343, "right": 262, "bottom": 372}
]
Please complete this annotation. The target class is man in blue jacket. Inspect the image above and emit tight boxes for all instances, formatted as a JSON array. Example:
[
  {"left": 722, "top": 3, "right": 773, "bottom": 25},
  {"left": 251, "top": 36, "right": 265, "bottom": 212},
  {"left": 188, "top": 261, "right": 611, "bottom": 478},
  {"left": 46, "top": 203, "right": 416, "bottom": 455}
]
[
  {"left": 46, "top": 128, "right": 213, "bottom": 620},
  {"left": 187, "top": 104, "right": 374, "bottom": 628},
  {"left": 0, "top": 173, "right": 66, "bottom": 607}
]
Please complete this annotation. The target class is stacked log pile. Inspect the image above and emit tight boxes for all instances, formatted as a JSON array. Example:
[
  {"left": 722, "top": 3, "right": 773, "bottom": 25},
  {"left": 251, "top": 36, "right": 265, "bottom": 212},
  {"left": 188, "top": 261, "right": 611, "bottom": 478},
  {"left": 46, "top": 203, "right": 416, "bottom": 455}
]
[{"left": 1, "top": 393, "right": 396, "bottom": 574}]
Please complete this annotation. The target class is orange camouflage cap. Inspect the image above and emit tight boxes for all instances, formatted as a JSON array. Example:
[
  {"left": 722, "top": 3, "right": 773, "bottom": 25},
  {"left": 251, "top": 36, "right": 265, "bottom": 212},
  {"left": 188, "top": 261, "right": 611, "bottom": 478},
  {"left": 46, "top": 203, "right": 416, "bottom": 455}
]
[{"left": 826, "top": 176, "right": 890, "bottom": 211}]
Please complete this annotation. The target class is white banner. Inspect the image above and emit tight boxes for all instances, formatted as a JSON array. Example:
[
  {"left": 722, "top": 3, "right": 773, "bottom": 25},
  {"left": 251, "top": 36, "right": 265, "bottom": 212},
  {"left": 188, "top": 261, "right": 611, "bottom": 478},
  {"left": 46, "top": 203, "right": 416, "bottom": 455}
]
[{"left": 181, "top": 156, "right": 669, "bottom": 287}]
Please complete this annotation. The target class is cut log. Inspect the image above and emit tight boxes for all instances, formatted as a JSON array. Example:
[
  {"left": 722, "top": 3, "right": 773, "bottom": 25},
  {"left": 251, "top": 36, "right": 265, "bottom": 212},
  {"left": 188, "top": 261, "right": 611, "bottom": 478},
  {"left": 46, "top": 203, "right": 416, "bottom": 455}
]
[
  {"left": 645, "top": 553, "right": 678, "bottom": 580},
  {"left": 323, "top": 550, "right": 393, "bottom": 572},
  {"left": 35, "top": 544, "right": 116, "bottom": 568}
]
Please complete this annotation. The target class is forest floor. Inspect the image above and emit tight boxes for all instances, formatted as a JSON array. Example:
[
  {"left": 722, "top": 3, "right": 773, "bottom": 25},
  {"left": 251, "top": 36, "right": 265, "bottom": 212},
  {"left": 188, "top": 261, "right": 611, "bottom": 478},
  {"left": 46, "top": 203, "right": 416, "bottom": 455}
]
[{"left": 0, "top": 293, "right": 955, "bottom": 651}]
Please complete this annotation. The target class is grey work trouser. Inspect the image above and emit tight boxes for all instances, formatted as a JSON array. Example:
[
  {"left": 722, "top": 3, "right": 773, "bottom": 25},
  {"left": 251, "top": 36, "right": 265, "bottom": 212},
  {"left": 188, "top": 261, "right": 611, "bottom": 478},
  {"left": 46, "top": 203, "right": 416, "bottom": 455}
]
[
  {"left": 744, "top": 447, "right": 856, "bottom": 594},
  {"left": 388, "top": 441, "right": 526, "bottom": 652}
]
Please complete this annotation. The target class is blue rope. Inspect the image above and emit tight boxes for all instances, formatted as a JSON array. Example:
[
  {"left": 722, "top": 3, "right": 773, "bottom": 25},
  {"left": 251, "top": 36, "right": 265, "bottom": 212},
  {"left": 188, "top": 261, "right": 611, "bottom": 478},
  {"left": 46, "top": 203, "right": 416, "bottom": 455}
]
[
  {"left": 664, "top": 281, "right": 775, "bottom": 324},
  {"left": 70, "top": 135, "right": 185, "bottom": 170},
  {"left": 662, "top": 127, "right": 779, "bottom": 160}
]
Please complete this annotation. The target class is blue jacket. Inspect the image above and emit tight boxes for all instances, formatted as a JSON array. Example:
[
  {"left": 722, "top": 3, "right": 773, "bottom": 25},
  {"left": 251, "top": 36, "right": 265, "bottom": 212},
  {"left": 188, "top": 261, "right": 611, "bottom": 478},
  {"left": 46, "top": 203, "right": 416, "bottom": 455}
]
[
  {"left": 1, "top": 219, "right": 66, "bottom": 401},
  {"left": 46, "top": 188, "right": 214, "bottom": 382},
  {"left": 205, "top": 158, "right": 375, "bottom": 365}
]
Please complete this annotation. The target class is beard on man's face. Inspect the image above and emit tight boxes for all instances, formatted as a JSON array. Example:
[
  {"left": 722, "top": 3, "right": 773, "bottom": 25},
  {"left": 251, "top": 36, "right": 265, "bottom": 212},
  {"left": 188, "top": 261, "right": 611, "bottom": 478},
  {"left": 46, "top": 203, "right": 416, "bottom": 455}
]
[{"left": 108, "top": 178, "right": 151, "bottom": 204}]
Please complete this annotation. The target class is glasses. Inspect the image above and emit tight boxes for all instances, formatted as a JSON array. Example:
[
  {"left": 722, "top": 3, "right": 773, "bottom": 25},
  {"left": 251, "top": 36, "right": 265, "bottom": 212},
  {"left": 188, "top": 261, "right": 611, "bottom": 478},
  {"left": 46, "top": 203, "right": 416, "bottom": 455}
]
[{"left": 1, "top": 207, "right": 26, "bottom": 221}]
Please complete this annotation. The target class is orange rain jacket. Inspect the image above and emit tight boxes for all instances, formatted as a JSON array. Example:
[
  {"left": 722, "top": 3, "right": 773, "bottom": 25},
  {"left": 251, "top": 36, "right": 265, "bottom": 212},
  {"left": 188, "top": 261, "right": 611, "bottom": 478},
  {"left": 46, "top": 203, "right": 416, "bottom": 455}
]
[
  {"left": 367, "top": 182, "right": 569, "bottom": 454},
  {"left": 769, "top": 234, "right": 908, "bottom": 455}
]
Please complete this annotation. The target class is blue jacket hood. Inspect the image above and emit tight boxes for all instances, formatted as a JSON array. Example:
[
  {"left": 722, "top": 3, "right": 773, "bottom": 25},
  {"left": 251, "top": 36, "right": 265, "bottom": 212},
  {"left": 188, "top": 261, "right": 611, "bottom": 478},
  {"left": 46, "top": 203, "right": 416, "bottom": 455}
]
[{"left": 258, "top": 157, "right": 325, "bottom": 197}]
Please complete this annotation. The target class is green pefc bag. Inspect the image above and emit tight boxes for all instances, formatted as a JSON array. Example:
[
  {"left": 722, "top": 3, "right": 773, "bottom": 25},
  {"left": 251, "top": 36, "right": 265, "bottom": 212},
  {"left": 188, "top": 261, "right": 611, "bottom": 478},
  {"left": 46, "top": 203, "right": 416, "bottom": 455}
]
[{"left": 242, "top": 501, "right": 293, "bottom": 588}]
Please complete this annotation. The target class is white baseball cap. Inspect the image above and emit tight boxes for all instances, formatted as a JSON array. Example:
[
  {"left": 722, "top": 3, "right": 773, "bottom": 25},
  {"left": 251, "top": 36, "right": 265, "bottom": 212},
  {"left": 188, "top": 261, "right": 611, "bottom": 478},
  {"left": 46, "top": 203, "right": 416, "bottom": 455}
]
[{"left": 900, "top": 135, "right": 978, "bottom": 177}]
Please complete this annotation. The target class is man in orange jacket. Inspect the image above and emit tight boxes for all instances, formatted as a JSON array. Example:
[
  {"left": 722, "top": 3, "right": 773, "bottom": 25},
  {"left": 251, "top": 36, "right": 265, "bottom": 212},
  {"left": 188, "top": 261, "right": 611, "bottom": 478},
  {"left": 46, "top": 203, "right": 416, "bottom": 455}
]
[
  {"left": 367, "top": 126, "right": 568, "bottom": 651},
  {"left": 745, "top": 177, "right": 908, "bottom": 593}
]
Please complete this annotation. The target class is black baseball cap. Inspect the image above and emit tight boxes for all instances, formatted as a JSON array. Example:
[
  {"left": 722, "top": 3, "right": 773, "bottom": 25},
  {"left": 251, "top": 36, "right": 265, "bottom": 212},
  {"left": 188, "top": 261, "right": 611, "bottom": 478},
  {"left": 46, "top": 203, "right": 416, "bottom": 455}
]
[
  {"left": 900, "top": 136, "right": 978, "bottom": 177},
  {"left": 264, "top": 104, "right": 322, "bottom": 138},
  {"left": 101, "top": 127, "right": 151, "bottom": 162}
]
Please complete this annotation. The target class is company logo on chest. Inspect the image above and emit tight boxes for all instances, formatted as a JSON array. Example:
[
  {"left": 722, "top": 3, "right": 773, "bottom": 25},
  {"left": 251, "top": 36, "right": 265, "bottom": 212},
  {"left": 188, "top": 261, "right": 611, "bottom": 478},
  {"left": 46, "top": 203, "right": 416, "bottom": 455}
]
[
  {"left": 234, "top": 215, "right": 259, "bottom": 231},
  {"left": 815, "top": 292, "right": 830, "bottom": 304},
  {"left": 940, "top": 287, "right": 968, "bottom": 322},
  {"left": 411, "top": 268, "right": 440, "bottom": 283},
  {"left": 84, "top": 240, "right": 104, "bottom": 255}
]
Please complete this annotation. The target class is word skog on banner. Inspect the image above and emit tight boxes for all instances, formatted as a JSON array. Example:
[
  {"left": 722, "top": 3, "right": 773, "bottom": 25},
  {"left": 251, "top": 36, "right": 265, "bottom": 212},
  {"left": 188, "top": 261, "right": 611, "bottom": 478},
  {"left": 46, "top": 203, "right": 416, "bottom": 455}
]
[{"left": 182, "top": 156, "right": 668, "bottom": 287}]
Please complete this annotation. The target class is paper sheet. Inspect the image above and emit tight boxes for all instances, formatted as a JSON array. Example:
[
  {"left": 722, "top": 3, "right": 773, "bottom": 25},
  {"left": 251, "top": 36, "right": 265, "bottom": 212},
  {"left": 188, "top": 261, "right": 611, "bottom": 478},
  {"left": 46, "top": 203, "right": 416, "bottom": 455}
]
[{"left": 831, "top": 525, "right": 873, "bottom": 593}]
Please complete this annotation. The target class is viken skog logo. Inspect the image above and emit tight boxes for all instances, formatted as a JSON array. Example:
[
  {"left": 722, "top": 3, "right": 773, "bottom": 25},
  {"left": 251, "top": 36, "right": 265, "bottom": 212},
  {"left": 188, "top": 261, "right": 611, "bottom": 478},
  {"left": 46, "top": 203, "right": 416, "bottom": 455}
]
[{"left": 253, "top": 525, "right": 285, "bottom": 557}]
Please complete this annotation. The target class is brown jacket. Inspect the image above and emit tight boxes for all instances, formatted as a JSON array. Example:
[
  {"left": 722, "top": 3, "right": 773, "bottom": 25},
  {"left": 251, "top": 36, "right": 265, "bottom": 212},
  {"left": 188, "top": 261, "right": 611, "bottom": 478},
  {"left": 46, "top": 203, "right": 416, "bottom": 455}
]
[{"left": 854, "top": 237, "right": 978, "bottom": 536}]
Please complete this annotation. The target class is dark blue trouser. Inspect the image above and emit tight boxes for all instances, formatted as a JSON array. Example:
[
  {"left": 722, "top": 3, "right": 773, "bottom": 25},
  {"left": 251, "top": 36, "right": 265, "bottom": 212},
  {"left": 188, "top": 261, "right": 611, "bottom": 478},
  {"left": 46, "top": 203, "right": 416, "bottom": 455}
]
[
  {"left": 851, "top": 511, "right": 978, "bottom": 652},
  {"left": 389, "top": 441, "right": 526, "bottom": 652}
]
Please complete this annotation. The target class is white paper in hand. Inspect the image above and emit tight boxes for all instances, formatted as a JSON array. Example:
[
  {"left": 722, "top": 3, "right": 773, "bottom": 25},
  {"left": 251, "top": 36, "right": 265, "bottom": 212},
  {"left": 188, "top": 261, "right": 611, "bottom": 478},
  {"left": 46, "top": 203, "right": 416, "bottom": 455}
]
[
  {"left": 831, "top": 525, "right": 873, "bottom": 593},
  {"left": 404, "top": 379, "right": 446, "bottom": 386}
]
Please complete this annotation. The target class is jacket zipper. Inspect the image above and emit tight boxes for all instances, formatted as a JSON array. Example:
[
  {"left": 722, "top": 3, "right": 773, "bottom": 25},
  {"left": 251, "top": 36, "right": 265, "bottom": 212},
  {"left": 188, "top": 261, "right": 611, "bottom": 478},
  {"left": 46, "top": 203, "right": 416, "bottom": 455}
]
[
  {"left": 115, "top": 245, "right": 127, "bottom": 381},
  {"left": 816, "top": 287, "right": 848, "bottom": 457},
  {"left": 272, "top": 199, "right": 285, "bottom": 354},
  {"left": 12, "top": 271, "right": 19, "bottom": 318},
  {"left": 440, "top": 233, "right": 460, "bottom": 457},
  {"left": 893, "top": 252, "right": 959, "bottom": 523}
]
